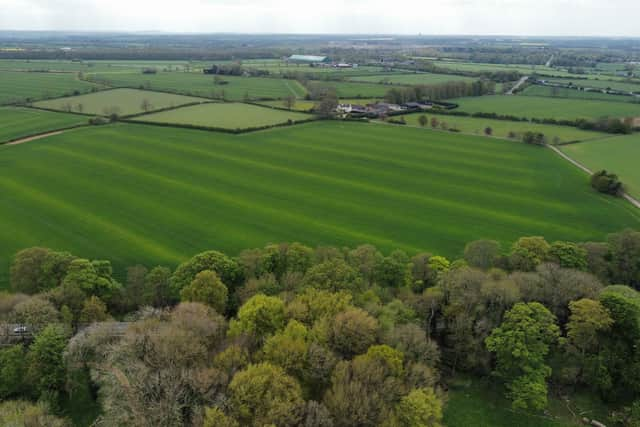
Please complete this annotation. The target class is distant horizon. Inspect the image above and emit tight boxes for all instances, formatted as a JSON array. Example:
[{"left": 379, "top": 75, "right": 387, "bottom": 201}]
[{"left": 1, "top": 0, "right": 639, "bottom": 37}]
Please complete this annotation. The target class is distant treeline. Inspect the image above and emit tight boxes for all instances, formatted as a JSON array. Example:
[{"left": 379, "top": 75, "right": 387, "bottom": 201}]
[{"left": 384, "top": 80, "right": 496, "bottom": 104}]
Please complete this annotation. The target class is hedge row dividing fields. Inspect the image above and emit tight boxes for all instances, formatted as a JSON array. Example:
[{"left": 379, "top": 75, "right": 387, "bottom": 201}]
[{"left": 1, "top": 121, "right": 638, "bottom": 287}]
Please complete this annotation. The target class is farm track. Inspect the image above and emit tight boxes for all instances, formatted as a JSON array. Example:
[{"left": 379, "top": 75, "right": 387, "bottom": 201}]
[
  {"left": 6, "top": 129, "right": 70, "bottom": 146},
  {"left": 547, "top": 144, "right": 640, "bottom": 209}
]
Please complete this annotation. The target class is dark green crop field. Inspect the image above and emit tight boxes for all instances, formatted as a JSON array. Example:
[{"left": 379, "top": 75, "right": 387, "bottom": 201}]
[
  {"left": 0, "top": 107, "right": 87, "bottom": 143},
  {"left": 521, "top": 85, "right": 639, "bottom": 103},
  {"left": 0, "top": 70, "right": 99, "bottom": 104},
  {"left": 1, "top": 121, "right": 638, "bottom": 287},
  {"left": 86, "top": 72, "right": 307, "bottom": 100}
]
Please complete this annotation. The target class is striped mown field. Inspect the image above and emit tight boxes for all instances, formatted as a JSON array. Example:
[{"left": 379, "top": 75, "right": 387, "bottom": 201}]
[
  {"left": 134, "top": 102, "right": 313, "bottom": 129},
  {"left": 348, "top": 72, "right": 476, "bottom": 85},
  {"left": 0, "top": 107, "right": 87, "bottom": 143},
  {"left": 0, "top": 70, "right": 98, "bottom": 104},
  {"left": 86, "top": 72, "right": 308, "bottom": 100},
  {"left": 34, "top": 88, "right": 207, "bottom": 116},
  {"left": 1, "top": 121, "right": 638, "bottom": 287}
]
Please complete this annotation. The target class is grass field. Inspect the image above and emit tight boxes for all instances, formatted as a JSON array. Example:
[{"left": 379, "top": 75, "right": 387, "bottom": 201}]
[
  {"left": 1, "top": 121, "right": 638, "bottom": 287},
  {"left": 560, "top": 134, "right": 640, "bottom": 199},
  {"left": 399, "top": 112, "right": 606, "bottom": 143},
  {"left": 444, "top": 377, "right": 611, "bottom": 427},
  {"left": 521, "top": 85, "right": 640, "bottom": 103},
  {"left": 87, "top": 72, "right": 308, "bottom": 100},
  {"left": 348, "top": 72, "right": 476, "bottom": 85},
  {"left": 257, "top": 98, "right": 383, "bottom": 111},
  {"left": 0, "top": 107, "right": 87, "bottom": 143},
  {"left": 134, "top": 102, "right": 313, "bottom": 129},
  {"left": 542, "top": 77, "right": 640, "bottom": 93},
  {"left": 453, "top": 95, "right": 640, "bottom": 120},
  {"left": 0, "top": 70, "right": 98, "bottom": 104},
  {"left": 0, "top": 59, "right": 194, "bottom": 73},
  {"left": 34, "top": 88, "right": 207, "bottom": 116},
  {"left": 306, "top": 80, "right": 390, "bottom": 98}
]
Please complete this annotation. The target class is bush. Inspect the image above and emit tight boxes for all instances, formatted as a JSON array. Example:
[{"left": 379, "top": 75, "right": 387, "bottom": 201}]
[{"left": 591, "top": 170, "right": 624, "bottom": 196}]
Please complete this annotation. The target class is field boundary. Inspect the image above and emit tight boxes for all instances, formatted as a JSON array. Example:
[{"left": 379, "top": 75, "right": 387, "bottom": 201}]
[
  {"left": 125, "top": 115, "right": 320, "bottom": 134},
  {"left": 547, "top": 144, "right": 640, "bottom": 209}
]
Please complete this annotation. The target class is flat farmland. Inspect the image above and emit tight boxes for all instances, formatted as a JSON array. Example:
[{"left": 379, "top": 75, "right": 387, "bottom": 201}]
[
  {"left": 0, "top": 107, "right": 87, "bottom": 143},
  {"left": 521, "top": 85, "right": 639, "bottom": 103},
  {"left": 542, "top": 77, "right": 640, "bottom": 93},
  {"left": 134, "top": 102, "right": 313, "bottom": 129},
  {"left": 306, "top": 81, "right": 389, "bottom": 98},
  {"left": 0, "top": 70, "right": 98, "bottom": 104},
  {"left": 399, "top": 112, "right": 606, "bottom": 143},
  {"left": 87, "top": 72, "right": 308, "bottom": 100},
  {"left": 34, "top": 88, "right": 207, "bottom": 116},
  {"left": 349, "top": 72, "right": 476, "bottom": 85},
  {"left": 453, "top": 95, "right": 640, "bottom": 120},
  {"left": 1, "top": 121, "right": 638, "bottom": 288},
  {"left": 560, "top": 134, "right": 640, "bottom": 198}
]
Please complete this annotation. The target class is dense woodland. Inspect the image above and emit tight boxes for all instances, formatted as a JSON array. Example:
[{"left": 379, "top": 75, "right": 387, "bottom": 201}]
[{"left": 1, "top": 229, "right": 640, "bottom": 426}]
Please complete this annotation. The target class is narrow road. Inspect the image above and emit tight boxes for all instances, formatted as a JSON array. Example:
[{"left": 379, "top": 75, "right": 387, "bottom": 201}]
[
  {"left": 545, "top": 54, "right": 554, "bottom": 67},
  {"left": 506, "top": 76, "right": 529, "bottom": 95},
  {"left": 547, "top": 144, "right": 640, "bottom": 209}
]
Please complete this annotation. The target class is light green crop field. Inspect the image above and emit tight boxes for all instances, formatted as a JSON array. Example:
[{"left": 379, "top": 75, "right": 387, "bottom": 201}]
[
  {"left": 1, "top": 121, "right": 638, "bottom": 288},
  {"left": 0, "top": 107, "right": 87, "bottom": 143},
  {"left": 34, "top": 88, "right": 207, "bottom": 116},
  {"left": 135, "top": 102, "right": 313, "bottom": 129},
  {"left": 542, "top": 77, "right": 640, "bottom": 93},
  {"left": 87, "top": 72, "right": 308, "bottom": 100},
  {"left": 0, "top": 70, "right": 99, "bottom": 104},
  {"left": 521, "top": 85, "right": 640, "bottom": 103},
  {"left": 399, "top": 112, "right": 606, "bottom": 143},
  {"left": 257, "top": 98, "right": 383, "bottom": 111},
  {"left": 0, "top": 59, "right": 195, "bottom": 73},
  {"left": 348, "top": 72, "right": 476, "bottom": 85},
  {"left": 560, "top": 134, "right": 640, "bottom": 199},
  {"left": 306, "top": 81, "right": 389, "bottom": 98},
  {"left": 453, "top": 95, "right": 640, "bottom": 120}
]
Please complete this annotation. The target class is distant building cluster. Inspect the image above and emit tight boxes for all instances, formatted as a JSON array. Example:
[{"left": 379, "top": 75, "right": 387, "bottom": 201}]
[
  {"left": 336, "top": 101, "right": 433, "bottom": 118},
  {"left": 287, "top": 55, "right": 358, "bottom": 69}
]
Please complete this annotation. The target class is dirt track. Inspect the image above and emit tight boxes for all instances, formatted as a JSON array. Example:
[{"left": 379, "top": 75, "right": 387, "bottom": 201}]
[{"left": 5, "top": 130, "right": 66, "bottom": 146}]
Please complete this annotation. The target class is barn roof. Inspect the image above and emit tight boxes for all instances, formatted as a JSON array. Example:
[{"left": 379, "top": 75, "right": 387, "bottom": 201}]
[{"left": 288, "top": 54, "right": 327, "bottom": 62}]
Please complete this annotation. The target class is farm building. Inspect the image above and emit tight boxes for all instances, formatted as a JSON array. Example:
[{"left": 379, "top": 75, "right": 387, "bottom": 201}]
[{"left": 287, "top": 55, "right": 329, "bottom": 64}]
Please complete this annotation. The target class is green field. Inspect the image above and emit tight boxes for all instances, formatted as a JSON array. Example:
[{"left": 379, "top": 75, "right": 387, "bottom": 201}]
[
  {"left": 444, "top": 377, "right": 610, "bottom": 427},
  {"left": 349, "top": 72, "right": 476, "bottom": 85},
  {"left": 87, "top": 72, "right": 307, "bottom": 100},
  {"left": 0, "top": 107, "right": 87, "bottom": 143},
  {"left": 560, "top": 134, "right": 640, "bottom": 199},
  {"left": 453, "top": 95, "right": 640, "bottom": 120},
  {"left": 542, "top": 77, "right": 640, "bottom": 93},
  {"left": 135, "top": 102, "right": 313, "bottom": 129},
  {"left": 1, "top": 121, "right": 638, "bottom": 287},
  {"left": 399, "top": 112, "right": 605, "bottom": 143},
  {"left": 521, "top": 85, "right": 640, "bottom": 103},
  {"left": 0, "top": 70, "right": 98, "bottom": 104},
  {"left": 306, "top": 81, "right": 389, "bottom": 98},
  {"left": 257, "top": 98, "right": 383, "bottom": 111},
  {"left": 34, "top": 88, "right": 207, "bottom": 116},
  {"left": 0, "top": 59, "right": 195, "bottom": 73}
]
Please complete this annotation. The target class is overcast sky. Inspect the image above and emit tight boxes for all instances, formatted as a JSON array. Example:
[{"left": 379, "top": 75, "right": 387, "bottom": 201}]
[{"left": 0, "top": 0, "right": 638, "bottom": 36}]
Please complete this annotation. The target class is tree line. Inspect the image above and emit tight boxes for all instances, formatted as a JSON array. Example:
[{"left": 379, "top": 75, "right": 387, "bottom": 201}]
[
  {"left": 1, "top": 229, "right": 640, "bottom": 426},
  {"left": 384, "top": 80, "right": 496, "bottom": 104}
]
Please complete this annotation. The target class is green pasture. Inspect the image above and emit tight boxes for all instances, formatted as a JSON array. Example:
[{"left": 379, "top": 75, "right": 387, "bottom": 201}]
[
  {"left": 541, "top": 77, "right": 640, "bottom": 93},
  {"left": 453, "top": 95, "right": 640, "bottom": 120},
  {"left": 444, "top": 377, "right": 610, "bottom": 427},
  {"left": 560, "top": 134, "right": 640, "bottom": 199},
  {"left": 34, "top": 88, "right": 207, "bottom": 116},
  {"left": 306, "top": 80, "right": 389, "bottom": 98},
  {"left": 0, "top": 70, "right": 98, "bottom": 104},
  {"left": 135, "top": 102, "right": 313, "bottom": 129},
  {"left": 1, "top": 121, "right": 638, "bottom": 288},
  {"left": 257, "top": 98, "right": 382, "bottom": 111},
  {"left": 348, "top": 72, "right": 476, "bottom": 85},
  {"left": 0, "top": 59, "right": 194, "bottom": 73},
  {"left": 399, "top": 112, "right": 606, "bottom": 143},
  {"left": 0, "top": 107, "right": 87, "bottom": 143},
  {"left": 87, "top": 72, "right": 308, "bottom": 100},
  {"left": 522, "top": 85, "right": 640, "bottom": 103}
]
